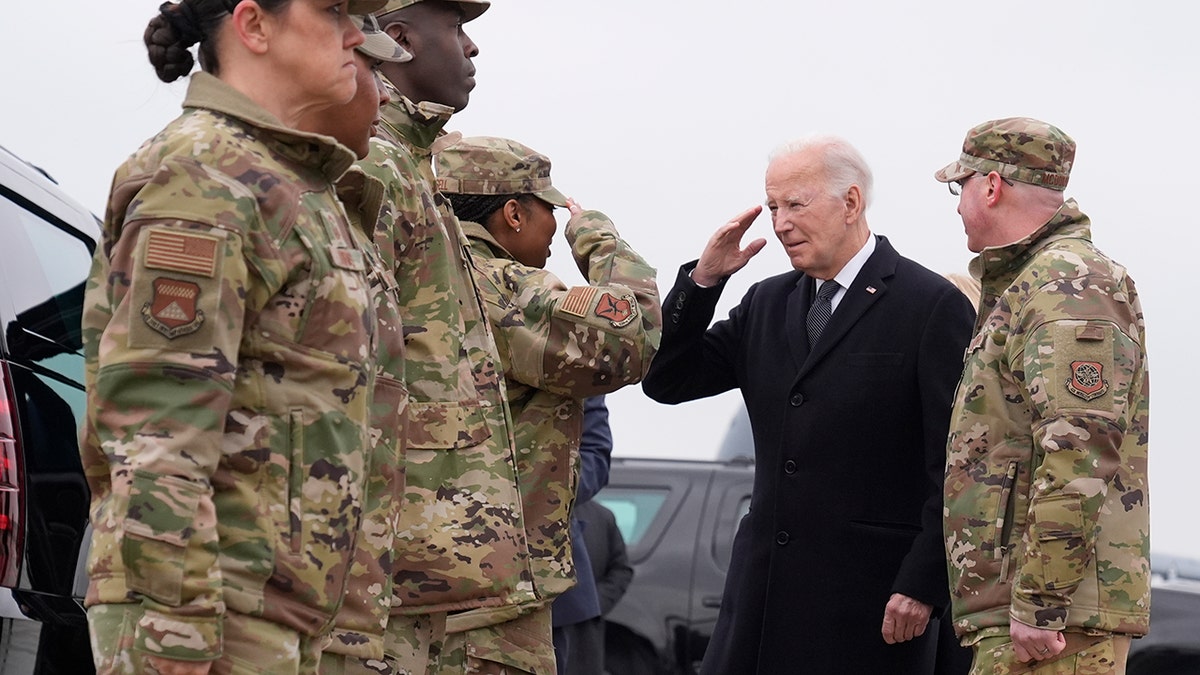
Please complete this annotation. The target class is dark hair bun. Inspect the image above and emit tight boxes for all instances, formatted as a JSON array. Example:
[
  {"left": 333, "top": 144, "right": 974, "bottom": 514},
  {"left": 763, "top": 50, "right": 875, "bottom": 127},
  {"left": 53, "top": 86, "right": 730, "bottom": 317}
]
[{"left": 144, "top": 2, "right": 202, "bottom": 82}]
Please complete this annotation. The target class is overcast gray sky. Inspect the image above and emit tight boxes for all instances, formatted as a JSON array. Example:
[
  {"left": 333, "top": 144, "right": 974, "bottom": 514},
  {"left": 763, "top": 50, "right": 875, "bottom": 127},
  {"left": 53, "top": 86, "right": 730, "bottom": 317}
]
[{"left": 3, "top": 1, "right": 1197, "bottom": 559}]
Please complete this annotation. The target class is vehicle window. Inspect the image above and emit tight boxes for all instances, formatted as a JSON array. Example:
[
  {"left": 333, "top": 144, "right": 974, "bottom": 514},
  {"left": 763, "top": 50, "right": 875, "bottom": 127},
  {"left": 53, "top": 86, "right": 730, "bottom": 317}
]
[
  {"left": 0, "top": 192, "right": 93, "bottom": 595},
  {"left": 0, "top": 194, "right": 90, "bottom": 434},
  {"left": 596, "top": 488, "right": 669, "bottom": 549}
]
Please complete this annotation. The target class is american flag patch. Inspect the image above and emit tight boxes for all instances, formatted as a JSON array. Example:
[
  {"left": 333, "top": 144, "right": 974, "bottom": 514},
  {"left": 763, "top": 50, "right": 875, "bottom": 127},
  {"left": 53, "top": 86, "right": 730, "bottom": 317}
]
[
  {"left": 144, "top": 230, "right": 220, "bottom": 278},
  {"left": 559, "top": 286, "right": 597, "bottom": 318}
]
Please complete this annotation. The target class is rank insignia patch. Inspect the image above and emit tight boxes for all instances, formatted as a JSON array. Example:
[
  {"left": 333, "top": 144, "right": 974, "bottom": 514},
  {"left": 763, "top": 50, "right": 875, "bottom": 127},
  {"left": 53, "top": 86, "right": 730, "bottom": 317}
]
[
  {"left": 595, "top": 292, "right": 638, "bottom": 328},
  {"left": 1066, "top": 360, "right": 1109, "bottom": 401},
  {"left": 141, "top": 278, "right": 205, "bottom": 339}
]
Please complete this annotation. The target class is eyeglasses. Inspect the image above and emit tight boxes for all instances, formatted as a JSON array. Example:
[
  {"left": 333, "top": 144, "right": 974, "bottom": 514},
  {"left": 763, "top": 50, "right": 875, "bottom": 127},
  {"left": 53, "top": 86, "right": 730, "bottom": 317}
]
[{"left": 949, "top": 173, "right": 1015, "bottom": 196}]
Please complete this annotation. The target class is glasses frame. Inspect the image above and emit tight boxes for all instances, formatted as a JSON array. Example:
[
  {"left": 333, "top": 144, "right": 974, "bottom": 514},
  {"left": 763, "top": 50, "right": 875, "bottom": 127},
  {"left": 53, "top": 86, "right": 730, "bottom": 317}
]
[{"left": 949, "top": 172, "right": 1015, "bottom": 196}]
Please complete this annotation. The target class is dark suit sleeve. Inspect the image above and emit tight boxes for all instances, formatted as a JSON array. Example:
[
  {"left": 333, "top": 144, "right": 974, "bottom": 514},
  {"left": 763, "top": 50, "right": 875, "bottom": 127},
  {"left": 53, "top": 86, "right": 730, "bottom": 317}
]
[
  {"left": 890, "top": 284, "right": 975, "bottom": 610},
  {"left": 642, "top": 262, "right": 742, "bottom": 403},
  {"left": 576, "top": 395, "right": 612, "bottom": 505}
]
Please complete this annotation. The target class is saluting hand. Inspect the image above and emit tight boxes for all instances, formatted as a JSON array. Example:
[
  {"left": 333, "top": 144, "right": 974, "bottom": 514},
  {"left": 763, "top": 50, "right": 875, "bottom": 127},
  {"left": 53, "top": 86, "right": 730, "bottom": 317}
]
[
  {"left": 881, "top": 593, "right": 932, "bottom": 644},
  {"left": 692, "top": 206, "right": 767, "bottom": 287}
]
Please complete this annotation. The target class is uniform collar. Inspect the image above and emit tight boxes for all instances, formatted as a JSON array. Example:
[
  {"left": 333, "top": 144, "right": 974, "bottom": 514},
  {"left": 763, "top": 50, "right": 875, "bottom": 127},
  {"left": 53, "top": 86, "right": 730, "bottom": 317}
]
[
  {"left": 376, "top": 75, "right": 456, "bottom": 152},
  {"left": 182, "top": 72, "right": 356, "bottom": 183},
  {"left": 969, "top": 199, "right": 1092, "bottom": 282},
  {"left": 461, "top": 219, "right": 515, "bottom": 259}
]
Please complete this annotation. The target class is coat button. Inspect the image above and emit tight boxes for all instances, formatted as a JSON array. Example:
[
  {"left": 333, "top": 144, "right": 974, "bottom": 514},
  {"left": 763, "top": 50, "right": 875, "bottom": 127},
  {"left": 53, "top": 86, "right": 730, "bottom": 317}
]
[
  {"left": 675, "top": 292, "right": 687, "bottom": 309},
  {"left": 776, "top": 531, "right": 790, "bottom": 546},
  {"left": 783, "top": 459, "right": 797, "bottom": 474},
  {"left": 789, "top": 393, "right": 804, "bottom": 407}
]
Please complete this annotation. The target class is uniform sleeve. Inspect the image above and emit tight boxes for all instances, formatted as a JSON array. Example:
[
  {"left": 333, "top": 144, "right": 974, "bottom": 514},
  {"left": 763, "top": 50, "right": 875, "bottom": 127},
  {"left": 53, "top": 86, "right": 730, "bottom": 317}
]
[
  {"left": 481, "top": 210, "right": 661, "bottom": 399},
  {"left": 641, "top": 262, "right": 743, "bottom": 404},
  {"left": 1008, "top": 279, "right": 1146, "bottom": 630},
  {"left": 88, "top": 161, "right": 255, "bottom": 660}
]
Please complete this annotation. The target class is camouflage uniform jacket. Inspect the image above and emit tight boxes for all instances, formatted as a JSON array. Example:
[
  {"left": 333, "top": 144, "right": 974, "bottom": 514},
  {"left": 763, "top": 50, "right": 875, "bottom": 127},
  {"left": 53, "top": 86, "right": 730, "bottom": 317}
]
[
  {"left": 944, "top": 199, "right": 1150, "bottom": 641},
  {"left": 446, "top": 214, "right": 662, "bottom": 631},
  {"left": 326, "top": 168, "right": 409, "bottom": 659},
  {"left": 81, "top": 73, "right": 377, "bottom": 661},
  {"left": 356, "top": 79, "right": 535, "bottom": 614}
]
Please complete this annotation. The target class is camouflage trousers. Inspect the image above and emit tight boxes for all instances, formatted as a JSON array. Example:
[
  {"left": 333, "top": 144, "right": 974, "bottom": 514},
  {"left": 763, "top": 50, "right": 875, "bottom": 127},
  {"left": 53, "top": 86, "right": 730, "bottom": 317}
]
[
  {"left": 88, "top": 604, "right": 327, "bottom": 674},
  {"left": 433, "top": 607, "right": 555, "bottom": 675},
  {"left": 969, "top": 632, "right": 1131, "bottom": 675}
]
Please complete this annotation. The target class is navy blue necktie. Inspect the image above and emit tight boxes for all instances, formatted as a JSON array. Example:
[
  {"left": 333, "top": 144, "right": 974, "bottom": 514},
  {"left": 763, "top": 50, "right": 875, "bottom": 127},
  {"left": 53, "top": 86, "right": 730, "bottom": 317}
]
[{"left": 807, "top": 281, "right": 840, "bottom": 347}]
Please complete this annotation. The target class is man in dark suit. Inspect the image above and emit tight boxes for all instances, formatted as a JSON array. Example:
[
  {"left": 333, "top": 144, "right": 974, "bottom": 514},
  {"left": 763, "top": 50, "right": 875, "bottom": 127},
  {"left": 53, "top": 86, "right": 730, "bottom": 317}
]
[{"left": 643, "top": 136, "right": 974, "bottom": 674}]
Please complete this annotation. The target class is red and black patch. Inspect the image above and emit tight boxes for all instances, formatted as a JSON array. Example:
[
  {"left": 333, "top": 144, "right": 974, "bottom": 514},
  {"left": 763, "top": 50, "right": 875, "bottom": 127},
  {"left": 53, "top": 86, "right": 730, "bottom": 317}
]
[
  {"left": 141, "top": 277, "right": 205, "bottom": 339},
  {"left": 594, "top": 292, "right": 637, "bottom": 328},
  {"left": 1065, "top": 360, "right": 1108, "bottom": 401}
]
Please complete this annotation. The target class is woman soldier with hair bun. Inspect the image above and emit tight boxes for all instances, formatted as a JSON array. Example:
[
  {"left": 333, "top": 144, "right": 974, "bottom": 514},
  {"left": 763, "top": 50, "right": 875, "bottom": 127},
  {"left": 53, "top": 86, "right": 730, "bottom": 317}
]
[{"left": 81, "top": 1, "right": 389, "bottom": 673}]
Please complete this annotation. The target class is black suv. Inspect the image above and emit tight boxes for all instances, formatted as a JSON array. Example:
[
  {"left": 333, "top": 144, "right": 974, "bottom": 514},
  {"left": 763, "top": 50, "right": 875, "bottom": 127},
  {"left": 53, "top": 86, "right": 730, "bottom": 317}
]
[
  {"left": 0, "top": 144, "right": 98, "bottom": 673},
  {"left": 596, "top": 457, "right": 753, "bottom": 674},
  {"left": 598, "top": 454, "right": 1200, "bottom": 674}
]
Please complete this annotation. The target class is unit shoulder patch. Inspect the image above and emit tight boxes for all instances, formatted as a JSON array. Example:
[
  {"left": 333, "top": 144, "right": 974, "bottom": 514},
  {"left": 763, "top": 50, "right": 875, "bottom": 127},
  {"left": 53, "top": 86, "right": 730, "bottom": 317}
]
[
  {"left": 1065, "top": 360, "right": 1108, "bottom": 401},
  {"left": 141, "top": 277, "right": 205, "bottom": 339},
  {"left": 594, "top": 292, "right": 638, "bottom": 328}
]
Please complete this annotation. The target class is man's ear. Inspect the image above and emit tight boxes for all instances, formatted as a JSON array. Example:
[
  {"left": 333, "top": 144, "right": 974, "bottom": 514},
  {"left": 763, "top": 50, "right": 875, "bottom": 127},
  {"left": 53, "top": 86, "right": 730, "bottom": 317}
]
[
  {"left": 382, "top": 18, "right": 415, "bottom": 55},
  {"left": 843, "top": 184, "right": 864, "bottom": 224},
  {"left": 230, "top": 1, "right": 271, "bottom": 55}
]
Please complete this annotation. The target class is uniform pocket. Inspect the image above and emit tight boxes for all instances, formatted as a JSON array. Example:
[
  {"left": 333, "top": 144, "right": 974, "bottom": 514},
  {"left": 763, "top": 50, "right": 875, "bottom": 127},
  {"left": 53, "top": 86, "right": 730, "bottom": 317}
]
[
  {"left": 406, "top": 400, "right": 492, "bottom": 450},
  {"left": 121, "top": 470, "right": 207, "bottom": 607},
  {"left": 1030, "top": 493, "right": 1085, "bottom": 591}
]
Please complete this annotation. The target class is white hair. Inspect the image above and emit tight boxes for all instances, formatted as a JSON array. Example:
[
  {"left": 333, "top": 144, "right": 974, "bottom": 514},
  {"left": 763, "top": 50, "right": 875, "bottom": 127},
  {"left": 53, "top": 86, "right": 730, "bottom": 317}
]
[{"left": 768, "top": 135, "right": 874, "bottom": 210}]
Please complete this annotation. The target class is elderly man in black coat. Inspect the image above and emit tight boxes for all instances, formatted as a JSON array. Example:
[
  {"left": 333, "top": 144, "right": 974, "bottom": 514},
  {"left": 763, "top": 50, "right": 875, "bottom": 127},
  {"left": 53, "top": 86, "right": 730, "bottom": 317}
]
[{"left": 643, "top": 135, "right": 974, "bottom": 674}]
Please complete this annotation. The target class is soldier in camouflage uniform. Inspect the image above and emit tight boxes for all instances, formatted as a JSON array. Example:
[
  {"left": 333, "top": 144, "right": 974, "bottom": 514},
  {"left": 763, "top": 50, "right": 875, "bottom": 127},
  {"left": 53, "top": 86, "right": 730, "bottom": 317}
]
[
  {"left": 435, "top": 137, "right": 662, "bottom": 673},
  {"left": 936, "top": 118, "right": 1151, "bottom": 674},
  {"left": 82, "top": 1, "right": 390, "bottom": 673},
  {"left": 355, "top": 2, "right": 541, "bottom": 673},
  {"left": 295, "top": 17, "right": 413, "bottom": 674}
]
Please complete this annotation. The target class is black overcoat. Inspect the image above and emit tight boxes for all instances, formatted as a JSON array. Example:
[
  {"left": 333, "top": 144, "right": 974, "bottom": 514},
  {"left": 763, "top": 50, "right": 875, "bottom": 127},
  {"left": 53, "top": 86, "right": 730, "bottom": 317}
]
[{"left": 643, "top": 236, "right": 974, "bottom": 674}]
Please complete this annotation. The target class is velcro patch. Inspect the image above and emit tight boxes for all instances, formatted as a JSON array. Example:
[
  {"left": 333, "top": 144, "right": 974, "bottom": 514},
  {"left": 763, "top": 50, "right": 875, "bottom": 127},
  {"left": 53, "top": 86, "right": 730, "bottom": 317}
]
[
  {"left": 143, "top": 230, "right": 220, "bottom": 278},
  {"left": 330, "top": 245, "right": 366, "bottom": 271},
  {"left": 594, "top": 292, "right": 638, "bottom": 328},
  {"left": 141, "top": 278, "right": 205, "bottom": 339},
  {"left": 1051, "top": 322, "right": 1115, "bottom": 411},
  {"left": 560, "top": 286, "right": 597, "bottom": 318}
]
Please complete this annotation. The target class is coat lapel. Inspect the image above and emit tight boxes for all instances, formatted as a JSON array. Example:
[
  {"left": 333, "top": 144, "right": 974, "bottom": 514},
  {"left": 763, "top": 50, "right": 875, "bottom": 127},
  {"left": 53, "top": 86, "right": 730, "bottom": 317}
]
[
  {"left": 796, "top": 236, "right": 899, "bottom": 380},
  {"left": 785, "top": 272, "right": 814, "bottom": 369}
]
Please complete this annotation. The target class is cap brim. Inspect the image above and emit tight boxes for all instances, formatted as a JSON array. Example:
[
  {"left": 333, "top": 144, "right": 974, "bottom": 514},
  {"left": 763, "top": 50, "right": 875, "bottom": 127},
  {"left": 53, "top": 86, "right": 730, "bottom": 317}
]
[
  {"left": 349, "top": 0, "right": 389, "bottom": 13},
  {"left": 535, "top": 186, "right": 569, "bottom": 208},
  {"left": 357, "top": 34, "right": 412, "bottom": 63},
  {"left": 458, "top": 0, "right": 490, "bottom": 21},
  {"left": 934, "top": 160, "right": 973, "bottom": 184}
]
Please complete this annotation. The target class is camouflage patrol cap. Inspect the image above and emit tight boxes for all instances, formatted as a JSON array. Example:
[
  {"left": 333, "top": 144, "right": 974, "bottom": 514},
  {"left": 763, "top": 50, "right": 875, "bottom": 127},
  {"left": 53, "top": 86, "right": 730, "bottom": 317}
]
[
  {"left": 436, "top": 136, "right": 568, "bottom": 207},
  {"left": 348, "top": 0, "right": 391, "bottom": 13},
  {"left": 378, "top": 0, "right": 490, "bottom": 21},
  {"left": 352, "top": 14, "right": 411, "bottom": 62},
  {"left": 935, "top": 117, "right": 1075, "bottom": 191}
]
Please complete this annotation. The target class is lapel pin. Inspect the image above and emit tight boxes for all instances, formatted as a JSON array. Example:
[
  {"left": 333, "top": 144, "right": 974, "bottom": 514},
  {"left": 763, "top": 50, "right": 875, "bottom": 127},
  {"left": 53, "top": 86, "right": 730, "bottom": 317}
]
[{"left": 866, "top": 286, "right": 877, "bottom": 294}]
